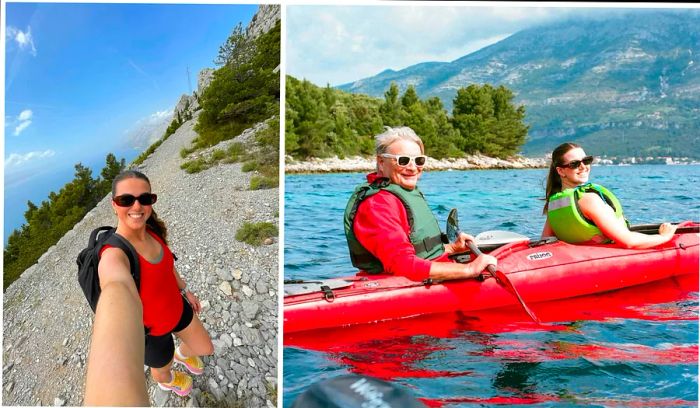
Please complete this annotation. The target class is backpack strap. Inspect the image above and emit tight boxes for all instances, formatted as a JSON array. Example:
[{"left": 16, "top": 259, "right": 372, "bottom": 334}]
[{"left": 88, "top": 226, "right": 113, "bottom": 247}]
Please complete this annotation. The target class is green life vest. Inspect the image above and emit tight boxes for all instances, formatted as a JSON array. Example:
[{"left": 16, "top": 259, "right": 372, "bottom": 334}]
[
  {"left": 344, "top": 178, "right": 446, "bottom": 273},
  {"left": 547, "top": 183, "right": 625, "bottom": 244}
]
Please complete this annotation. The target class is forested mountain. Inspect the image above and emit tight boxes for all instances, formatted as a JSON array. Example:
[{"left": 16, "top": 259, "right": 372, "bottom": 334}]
[{"left": 339, "top": 10, "right": 700, "bottom": 158}]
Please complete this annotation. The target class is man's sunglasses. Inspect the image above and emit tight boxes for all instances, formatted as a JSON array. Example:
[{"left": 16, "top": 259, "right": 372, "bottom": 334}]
[
  {"left": 381, "top": 153, "right": 427, "bottom": 167},
  {"left": 113, "top": 193, "right": 158, "bottom": 207},
  {"left": 558, "top": 155, "right": 594, "bottom": 169}
]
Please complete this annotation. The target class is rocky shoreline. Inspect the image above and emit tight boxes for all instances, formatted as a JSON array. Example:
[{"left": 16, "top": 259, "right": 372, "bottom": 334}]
[{"left": 285, "top": 154, "right": 548, "bottom": 173}]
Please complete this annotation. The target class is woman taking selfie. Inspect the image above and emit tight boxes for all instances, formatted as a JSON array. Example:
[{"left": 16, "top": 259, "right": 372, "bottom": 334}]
[{"left": 92, "top": 170, "right": 213, "bottom": 398}]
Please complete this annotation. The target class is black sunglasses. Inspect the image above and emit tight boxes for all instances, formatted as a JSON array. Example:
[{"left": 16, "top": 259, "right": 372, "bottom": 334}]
[
  {"left": 113, "top": 193, "right": 158, "bottom": 207},
  {"left": 558, "top": 155, "right": 594, "bottom": 169}
]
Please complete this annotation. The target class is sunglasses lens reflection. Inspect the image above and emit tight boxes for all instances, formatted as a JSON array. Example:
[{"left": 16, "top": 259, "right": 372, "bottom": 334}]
[
  {"left": 114, "top": 193, "right": 156, "bottom": 207},
  {"left": 396, "top": 156, "right": 427, "bottom": 167},
  {"left": 562, "top": 156, "right": 594, "bottom": 169},
  {"left": 115, "top": 196, "right": 135, "bottom": 206}
]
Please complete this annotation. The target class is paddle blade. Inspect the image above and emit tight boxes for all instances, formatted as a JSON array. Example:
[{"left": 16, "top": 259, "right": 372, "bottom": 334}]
[
  {"left": 446, "top": 208, "right": 459, "bottom": 243},
  {"left": 475, "top": 230, "right": 530, "bottom": 246},
  {"left": 494, "top": 269, "right": 541, "bottom": 324}
]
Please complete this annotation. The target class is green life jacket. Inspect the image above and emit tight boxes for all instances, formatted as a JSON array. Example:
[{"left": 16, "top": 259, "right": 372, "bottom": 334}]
[
  {"left": 547, "top": 183, "right": 626, "bottom": 244},
  {"left": 344, "top": 178, "right": 446, "bottom": 273}
]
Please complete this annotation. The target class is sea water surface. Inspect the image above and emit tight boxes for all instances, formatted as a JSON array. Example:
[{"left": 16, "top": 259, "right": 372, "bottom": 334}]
[{"left": 283, "top": 165, "right": 699, "bottom": 407}]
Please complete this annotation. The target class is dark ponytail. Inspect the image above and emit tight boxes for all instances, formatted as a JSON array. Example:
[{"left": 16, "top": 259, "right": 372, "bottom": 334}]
[
  {"left": 112, "top": 170, "right": 168, "bottom": 244},
  {"left": 542, "top": 142, "right": 580, "bottom": 214},
  {"left": 146, "top": 210, "right": 168, "bottom": 244}
]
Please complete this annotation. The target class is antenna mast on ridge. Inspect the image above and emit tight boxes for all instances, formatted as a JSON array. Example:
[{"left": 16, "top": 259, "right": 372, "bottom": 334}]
[{"left": 186, "top": 66, "right": 192, "bottom": 94}]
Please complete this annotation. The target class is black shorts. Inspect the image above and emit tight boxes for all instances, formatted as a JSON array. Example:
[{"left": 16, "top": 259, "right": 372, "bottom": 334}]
[{"left": 144, "top": 296, "right": 194, "bottom": 368}]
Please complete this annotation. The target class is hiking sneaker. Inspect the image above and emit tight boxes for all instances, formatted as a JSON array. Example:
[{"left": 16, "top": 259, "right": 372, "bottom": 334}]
[
  {"left": 157, "top": 370, "right": 192, "bottom": 397},
  {"left": 174, "top": 346, "right": 204, "bottom": 375}
]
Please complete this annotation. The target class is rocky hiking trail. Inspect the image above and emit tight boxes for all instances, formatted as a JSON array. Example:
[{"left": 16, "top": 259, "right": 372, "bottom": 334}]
[{"left": 2, "top": 111, "right": 279, "bottom": 407}]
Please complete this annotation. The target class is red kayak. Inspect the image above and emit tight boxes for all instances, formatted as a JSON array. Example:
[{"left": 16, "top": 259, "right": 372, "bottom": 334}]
[{"left": 284, "top": 223, "right": 699, "bottom": 333}]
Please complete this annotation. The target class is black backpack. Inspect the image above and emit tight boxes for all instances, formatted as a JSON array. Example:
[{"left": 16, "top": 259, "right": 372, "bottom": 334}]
[{"left": 77, "top": 226, "right": 141, "bottom": 312}]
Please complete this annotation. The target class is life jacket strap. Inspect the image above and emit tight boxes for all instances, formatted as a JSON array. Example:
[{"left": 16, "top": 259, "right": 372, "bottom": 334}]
[{"left": 416, "top": 234, "right": 446, "bottom": 255}]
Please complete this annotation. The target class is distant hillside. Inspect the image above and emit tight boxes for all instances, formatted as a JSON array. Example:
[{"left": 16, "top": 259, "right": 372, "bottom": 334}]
[{"left": 338, "top": 10, "right": 700, "bottom": 158}]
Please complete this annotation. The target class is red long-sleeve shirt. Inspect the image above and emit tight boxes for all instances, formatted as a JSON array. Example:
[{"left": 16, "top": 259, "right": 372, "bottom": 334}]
[{"left": 353, "top": 173, "right": 451, "bottom": 281}]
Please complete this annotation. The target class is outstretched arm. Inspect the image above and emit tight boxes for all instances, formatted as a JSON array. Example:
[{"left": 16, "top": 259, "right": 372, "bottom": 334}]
[
  {"left": 579, "top": 193, "right": 677, "bottom": 249},
  {"left": 84, "top": 249, "right": 147, "bottom": 406},
  {"left": 428, "top": 252, "right": 497, "bottom": 281}
]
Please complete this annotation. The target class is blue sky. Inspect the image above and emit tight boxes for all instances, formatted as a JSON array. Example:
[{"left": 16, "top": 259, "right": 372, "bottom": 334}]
[
  {"left": 286, "top": 4, "right": 697, "bottom": 87},
  {"left": 4, "top": 2, "right": 258, "bottom": 241}
]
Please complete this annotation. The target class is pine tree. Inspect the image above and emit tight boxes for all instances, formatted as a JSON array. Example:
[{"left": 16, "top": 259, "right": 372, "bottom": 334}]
[
  {"left": 379, "top": 82, "right": 402, "bottom": 126},
  {"left": 214, "top": 23, "right": 252, "bottom": 67}
]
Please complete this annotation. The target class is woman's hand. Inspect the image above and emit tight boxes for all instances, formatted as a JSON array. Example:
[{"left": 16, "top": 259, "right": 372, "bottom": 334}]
[
  {"left": 185, "top": 291, "right": 202, "bottom": 314},
  {"left": 658, "top": 222, "right": 678, "bottom": 237}
]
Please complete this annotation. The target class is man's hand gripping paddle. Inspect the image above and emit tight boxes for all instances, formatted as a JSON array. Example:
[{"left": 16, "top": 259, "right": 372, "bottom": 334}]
[{"left": 446, "top": 208, "right": 541, "bottom": 324}]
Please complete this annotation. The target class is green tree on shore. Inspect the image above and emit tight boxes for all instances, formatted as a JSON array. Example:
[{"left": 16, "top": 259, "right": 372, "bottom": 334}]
[
  {"left": 286, "top": 78, "right": 529, "bottom": 160},
  {"left": 3, "top": 154, "right": 126, "bottom": 290},
  {"left": 452, "top": 84, "right": 528, "bottom": 157},
  {"left": 286, "top": 76, "right": 382, "bottom": 159}
]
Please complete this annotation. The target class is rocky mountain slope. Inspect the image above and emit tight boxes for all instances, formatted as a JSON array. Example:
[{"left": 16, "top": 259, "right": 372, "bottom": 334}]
[
  {"left": 338, "top": 10, "right": 700, "bottom": 158},
  {"left": 3, "top": 5, "right": 280, "bottom": 407},
  {"left": 2, "top": 111, "right": 279, "bottom": 408}
]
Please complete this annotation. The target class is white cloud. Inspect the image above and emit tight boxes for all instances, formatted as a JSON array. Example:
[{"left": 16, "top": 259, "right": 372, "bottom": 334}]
[
  {"left": 14, "top": 120, "right": 32, "bottom": 136},
  {"left": 287, "top": 5, "right": 595, "bottom": 86},
  {"left": 7, "top": 26, "right": 37, "bottom": 56},
  {"left": 18, "top": 109, "right": 32, "bottom": 121},
  {"left": 5, "top": 150, "right": 56, "bottom": 168},
  {"left": 150, "top": 110, "right": 171, "bottom": 120},
  {"left": 124, "top": 110, "right": 173, "bottom": 149},
  {"left": 13, "top": 109, "right": 34, "bottom": 136}
]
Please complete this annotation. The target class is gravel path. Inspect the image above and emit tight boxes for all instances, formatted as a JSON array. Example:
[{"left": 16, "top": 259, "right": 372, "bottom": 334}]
[{"left": 2, "top": 111, "right": 279, "bottom": 407}]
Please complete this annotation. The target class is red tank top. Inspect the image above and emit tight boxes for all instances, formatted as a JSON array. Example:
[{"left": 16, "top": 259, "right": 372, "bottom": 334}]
[{"left": 100, "top": 229, "right": 183, "bottom": 336}]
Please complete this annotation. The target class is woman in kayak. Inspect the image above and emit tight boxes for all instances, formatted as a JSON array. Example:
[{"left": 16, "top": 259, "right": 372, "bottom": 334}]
[
  {"left": 541, "top": 142, "right": 678, "bottom": 248},
  {"left": 344, "top": 126, "right": 497, "bottom": 282},
  {"left": 97, "top": 170, "right": 213, "bottom": 397}
]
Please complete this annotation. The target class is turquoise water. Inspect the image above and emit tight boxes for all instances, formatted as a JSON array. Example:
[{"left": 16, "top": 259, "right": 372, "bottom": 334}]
[{"left": 283, "top": 165, "right": 700, "bottom": 407}]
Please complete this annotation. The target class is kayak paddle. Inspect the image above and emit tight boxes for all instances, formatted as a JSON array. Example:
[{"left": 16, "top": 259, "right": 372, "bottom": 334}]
[
  {"left": 466, "top": 240, "right": 541, "bottom": 324},
  {"left": 630, "top": 222, "right": 699, "bottom": 235},
  {"left": 447, "top": 208, "right": 541, "bottom": 324}
]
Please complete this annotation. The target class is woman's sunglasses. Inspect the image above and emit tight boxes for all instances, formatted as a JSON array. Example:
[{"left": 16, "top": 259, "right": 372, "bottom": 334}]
[
  {"left": 113, "top": 193, "right": 158, "bottom": 207},
  {"left": 558, "top": 155, "right": 594, "bottom": 169},
  {"left": 381, "top": 153, "right": 427, "bottom": 167}
]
